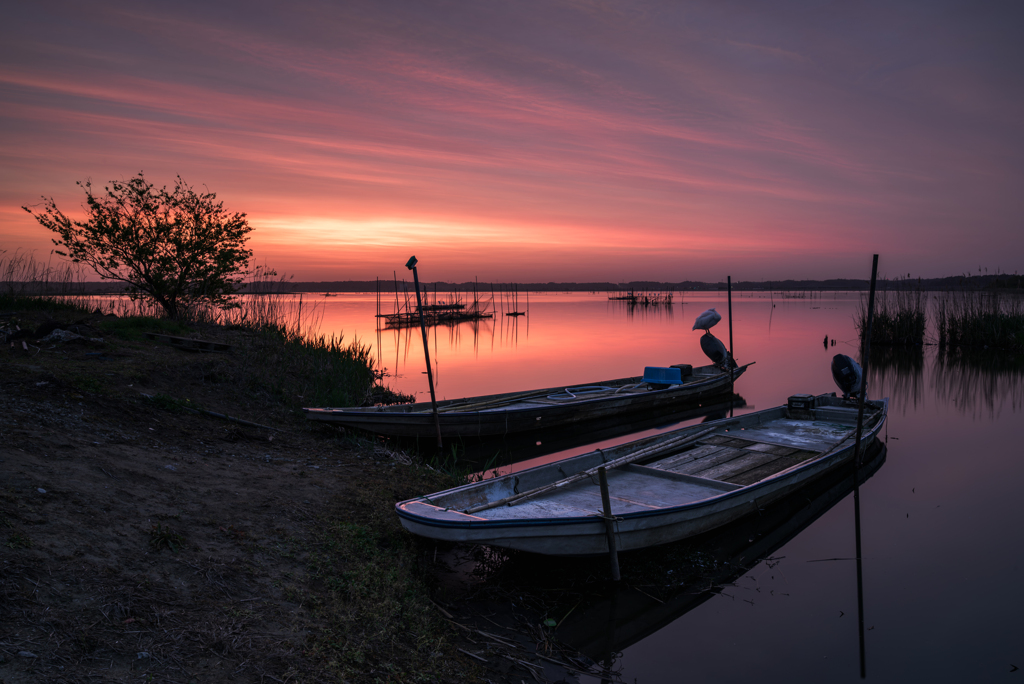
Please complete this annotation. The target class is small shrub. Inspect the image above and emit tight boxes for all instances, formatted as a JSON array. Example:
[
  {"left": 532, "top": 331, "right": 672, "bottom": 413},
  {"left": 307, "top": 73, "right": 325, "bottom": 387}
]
[{"left": 149, "top": 523, "right": 185, "bottom": 552}]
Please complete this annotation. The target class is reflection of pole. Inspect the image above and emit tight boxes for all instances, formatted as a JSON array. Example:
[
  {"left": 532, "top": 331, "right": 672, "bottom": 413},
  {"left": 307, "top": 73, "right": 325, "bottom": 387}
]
[
  {"left": 853, "top": 253, "right": 878, "bottom": 679},
  {"left": 598, "top": 467, "right": 621, "bottom": 582},
  {"left": 407, "top": 256, "right": 443, "bottom": 451}
]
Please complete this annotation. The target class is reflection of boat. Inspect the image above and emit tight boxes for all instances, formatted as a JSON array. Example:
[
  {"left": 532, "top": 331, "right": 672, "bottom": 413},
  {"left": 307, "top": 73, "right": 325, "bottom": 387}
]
[
  {"left": 557, "top": 439, "right": 887, "bottom": 659},
  {"left": 305, "top": 364, "right": 751, "bottom": 438},
  {"left": 395, "top": 393, "right": 887, "bottom": 554},
  {"left": 433, "top": 395, "right": 747, "bottom": 468}
]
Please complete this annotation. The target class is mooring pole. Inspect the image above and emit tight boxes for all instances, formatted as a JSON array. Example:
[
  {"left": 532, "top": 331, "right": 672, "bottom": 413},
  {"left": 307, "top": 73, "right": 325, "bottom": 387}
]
[
  {"left": 406, "top": 256, "right": 443, "bottom": 451},
  {"left": 853, "top": 255, "right": 877, "bottom": 466},
  {"left": 852, "top": 253, "right": 878, "bottom": 679},
  {"left": 598, "top": 467, "right": 621, "bottom": 582},
  {"left": 727, "top": 275, "right": 735, "bottom": 394}
]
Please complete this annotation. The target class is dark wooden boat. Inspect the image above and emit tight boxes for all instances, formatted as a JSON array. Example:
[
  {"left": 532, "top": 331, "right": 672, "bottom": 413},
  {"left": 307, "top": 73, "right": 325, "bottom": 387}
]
[
  {"left": 304, "top": 363, "right": 751, "bottom": 438},
  {"left": 394, "top": 392, "right": 887, "bottom": 555}
]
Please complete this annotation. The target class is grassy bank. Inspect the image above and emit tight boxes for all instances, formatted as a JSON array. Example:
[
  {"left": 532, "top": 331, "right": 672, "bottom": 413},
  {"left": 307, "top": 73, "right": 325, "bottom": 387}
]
[{"left": 2, "top": 273, "right": 485, "bottom": 681}]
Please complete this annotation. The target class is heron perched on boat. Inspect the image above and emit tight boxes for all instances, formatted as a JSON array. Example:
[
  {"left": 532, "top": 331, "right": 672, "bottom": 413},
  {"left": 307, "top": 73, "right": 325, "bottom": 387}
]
[
  {"left": 831, "top": 354, "right": 862, "bottom": 399},
  {"left": 692, "top": 308, "right": 722, "bottom": 333},
  {"left": 700, "top": 332, "right": 736, "bottom": 370}
]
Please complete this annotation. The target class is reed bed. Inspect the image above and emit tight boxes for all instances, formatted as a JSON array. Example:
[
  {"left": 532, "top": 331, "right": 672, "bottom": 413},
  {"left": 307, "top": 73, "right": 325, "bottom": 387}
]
[
  {"left": 0, "top": 249, "right": 93, "bottom": 313},
  {"left": 856, "top": 279, "right": 927, "bottom": 346},
  {"left": 936, "top": 289, "right": 1024, "bottom": 352}
]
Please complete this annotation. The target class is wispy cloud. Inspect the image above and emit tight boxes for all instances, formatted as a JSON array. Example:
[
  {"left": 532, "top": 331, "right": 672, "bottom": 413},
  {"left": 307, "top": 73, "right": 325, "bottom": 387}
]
[{"left": 2, "top": 0, "right": 1022, "bottom": 280}]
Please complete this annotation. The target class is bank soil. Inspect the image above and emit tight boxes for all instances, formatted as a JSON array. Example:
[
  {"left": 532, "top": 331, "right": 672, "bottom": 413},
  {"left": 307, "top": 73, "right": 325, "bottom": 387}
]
[{"left": 1, "top": 309, "right": 562, "bottom": 683}]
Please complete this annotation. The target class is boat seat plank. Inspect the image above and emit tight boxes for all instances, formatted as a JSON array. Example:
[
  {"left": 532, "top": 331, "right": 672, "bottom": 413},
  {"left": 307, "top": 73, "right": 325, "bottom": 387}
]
[
  {"left": 623, "top": 463, "right": 741, "bottom": 491},
  {"left": 601, "top": 469, "right": 730, "bottom": 509},
  {"left": 689, "top": 450, "right": 787, "bottom": 481},
  {"left": 648, "top": 443, "right": 728, "bottom": 471},
  {"left": 744, "top": 442, "right": 801, "bottom": 456},
  {"left": 738, "top": 419, "right": 853, "bottom": 452},
  {"left": 665, "top": 446, "right": 751, "bottom": 476},
  {"left": 723, "top": 449, "right": 821, "bottom": 486},
  {"left": 704, "top": 434, "right": 757, "bottom": 448}
]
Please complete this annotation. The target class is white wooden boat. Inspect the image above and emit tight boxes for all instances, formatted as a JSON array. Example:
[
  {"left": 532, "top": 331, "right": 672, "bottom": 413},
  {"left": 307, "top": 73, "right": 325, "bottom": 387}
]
[
  {"left": 395, "top": 393, "right": 887, "bottom": 555},
  {"left": 305, "top": 363, "right": 750, "bottom": 438}
]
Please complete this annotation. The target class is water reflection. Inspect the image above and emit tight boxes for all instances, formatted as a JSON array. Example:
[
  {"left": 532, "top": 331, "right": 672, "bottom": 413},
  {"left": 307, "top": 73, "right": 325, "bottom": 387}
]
[
  {"left": 558, "top": 442, "right": 884, "bottom": 669},
  {"left": 383, "top": 395, "right": 746, "bottom": 474},
  {"left": 866, "top": 343, "right": 1024, "bottom": 416},
  {"left": 933, "top": 349, "right": 1024, "bottom": 417},
  {"left": 866, "top": 345, "right": 925, "bottom": 410}
]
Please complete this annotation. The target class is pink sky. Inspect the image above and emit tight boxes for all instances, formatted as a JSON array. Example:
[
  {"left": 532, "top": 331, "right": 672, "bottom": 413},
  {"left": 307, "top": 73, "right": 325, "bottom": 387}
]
[{"left": 2, "top": 1, "right": 1022, "bottom": 282}]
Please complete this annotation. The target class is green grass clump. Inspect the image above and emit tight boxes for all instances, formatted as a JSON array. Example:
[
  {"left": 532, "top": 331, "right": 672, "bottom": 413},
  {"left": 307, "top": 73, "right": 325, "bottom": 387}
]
[{"left": 243, "top": 327, "right": 376, "bottom": 409}]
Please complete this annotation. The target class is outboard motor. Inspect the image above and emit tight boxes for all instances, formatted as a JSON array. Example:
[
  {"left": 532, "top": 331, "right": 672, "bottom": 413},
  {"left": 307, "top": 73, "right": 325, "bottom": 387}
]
[
  {"left": 700, "top": 332, "right": 737, "bottom": 370},
  {"left": 831, "top": 353, "right": 862, "bottom": 399}
]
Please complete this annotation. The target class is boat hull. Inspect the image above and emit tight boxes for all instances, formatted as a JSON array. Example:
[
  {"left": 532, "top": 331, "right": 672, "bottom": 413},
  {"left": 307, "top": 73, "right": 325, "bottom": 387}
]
[
  {"left": 395, "top": 394, "right": 887, "bottom": 555},
  {"left": 306, "top": 364, "right": 748, "bottom": 438}
]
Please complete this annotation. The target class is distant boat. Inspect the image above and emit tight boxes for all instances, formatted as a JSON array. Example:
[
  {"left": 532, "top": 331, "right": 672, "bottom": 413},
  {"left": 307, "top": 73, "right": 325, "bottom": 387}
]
[
  {"left": 304, "top": 363, "right": 751, "bottom": 439},
  {"left": 394, "top": 392, "right": 887, "bottom": 555}
]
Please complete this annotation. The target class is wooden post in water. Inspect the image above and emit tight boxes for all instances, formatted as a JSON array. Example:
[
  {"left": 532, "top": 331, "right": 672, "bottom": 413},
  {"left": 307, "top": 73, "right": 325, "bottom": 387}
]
[
  {"left": 852, "top": 253, "right": 878, "bottom": 679},
  {"left": 727, "top": 276, "right": 735, "bottom": 394},
  {"left": 598, "top": 467, "right": 621, "bottom": 582},
  {"left": 406, "top": 256, "right": 443, "bottom": 451}
]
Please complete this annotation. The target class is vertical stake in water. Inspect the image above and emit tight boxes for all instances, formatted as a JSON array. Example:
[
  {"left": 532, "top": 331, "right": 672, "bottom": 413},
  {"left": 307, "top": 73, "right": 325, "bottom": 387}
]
[
  {"left": 406, "top": 256, "right": 443, "bottom": 451},
  {"left": 598, "top": 467, "right": 621, "bottom": 582},
  {"left": 727, "top": 276, "right": 735, "bottom": 395},
  {"left": 853, "top": 253, "right": 878, "bottom": 679}
]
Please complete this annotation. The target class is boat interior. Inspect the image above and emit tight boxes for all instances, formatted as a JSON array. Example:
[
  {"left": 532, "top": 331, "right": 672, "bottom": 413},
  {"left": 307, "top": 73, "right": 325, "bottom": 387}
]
[{"left": 409, "top": 395, "right": 885, "bottom": 521}]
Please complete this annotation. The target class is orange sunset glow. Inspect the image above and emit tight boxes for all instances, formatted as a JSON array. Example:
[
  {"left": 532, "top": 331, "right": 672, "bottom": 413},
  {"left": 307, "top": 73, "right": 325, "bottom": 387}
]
[{"left": 2, "top": 2, "right": 1022, "bottom": 282}]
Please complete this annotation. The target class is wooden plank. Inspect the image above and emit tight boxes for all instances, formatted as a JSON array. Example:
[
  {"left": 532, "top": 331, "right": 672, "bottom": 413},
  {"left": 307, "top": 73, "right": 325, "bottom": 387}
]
[
  {"left": 623, "top": 464, "right": 741, "bottom": 491},
  {"left": 723, "top": 450, "right": 821, "bottom": 486},
  {"left": 744, "top": 442, "right": 800, "bottom": 456},
  {"left": 671, "top": 446, "right": 750, "bottom": 476},
  {"left": 690, "top": 450, "right": 783, "bottom": 481},
  {"left": 651, "top": 444, "right": 728, "bottom": 471},
  {"left": 704, "top": 434, "right": 756, "bottom": 448}
]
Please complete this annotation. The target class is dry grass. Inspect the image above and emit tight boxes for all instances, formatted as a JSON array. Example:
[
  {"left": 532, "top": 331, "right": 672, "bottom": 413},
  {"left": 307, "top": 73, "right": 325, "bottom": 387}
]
[
  {"left": 936, "top": 289, "right": 1024, "bottom": 352},
  {"left": 856, "top": 278, "right": 927, "bottom": 347}
]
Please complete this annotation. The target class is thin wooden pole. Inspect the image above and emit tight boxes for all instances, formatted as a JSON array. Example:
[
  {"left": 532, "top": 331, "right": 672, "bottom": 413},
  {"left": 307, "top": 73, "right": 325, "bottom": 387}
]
[
  {"left": 853, "top": 253, "right": 878, "bottom": 680},
  {"left": 727, "top": 275, "right": 735, "bottom": 395},
  {"left": 598, "top": 467, "right": 621, "bottom": 582},
  {"left": 407, "top": 257, "right": 443, "bottom": 451}
]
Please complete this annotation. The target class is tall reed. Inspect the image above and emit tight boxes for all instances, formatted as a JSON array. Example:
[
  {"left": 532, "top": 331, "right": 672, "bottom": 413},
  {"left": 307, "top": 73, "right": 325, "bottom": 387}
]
[
  {"left": 936, "top": 289, "right": 1024, "bottom": 352},
  {"left": 856, "top": 277, "right": 926, "bottom": 346},
  {"left": 0, "top": 249, "right": 92, "bottom": 312}
]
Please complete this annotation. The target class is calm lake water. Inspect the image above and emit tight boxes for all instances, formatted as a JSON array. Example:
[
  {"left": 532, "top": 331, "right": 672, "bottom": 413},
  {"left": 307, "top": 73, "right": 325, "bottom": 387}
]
[{"left": 315, "top": 290, "right": 1022, "bottom": 683}]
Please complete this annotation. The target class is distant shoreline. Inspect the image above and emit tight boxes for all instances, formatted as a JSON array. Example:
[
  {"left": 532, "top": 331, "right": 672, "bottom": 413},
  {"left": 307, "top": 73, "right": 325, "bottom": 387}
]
[{"left": 21, "top": 273, "right": 1022, "bottom": 295}]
